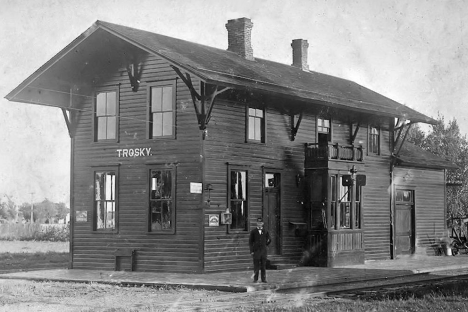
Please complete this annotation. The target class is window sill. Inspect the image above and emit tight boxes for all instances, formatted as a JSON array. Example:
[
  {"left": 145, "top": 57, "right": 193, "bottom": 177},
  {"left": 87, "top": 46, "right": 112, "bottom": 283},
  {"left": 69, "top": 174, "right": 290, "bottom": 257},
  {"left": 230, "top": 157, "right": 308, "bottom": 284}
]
[
  {"left": 93, "top": 229, "right": 118, "bottom": 233},
  {"left": 227, "top": 228, "right": 249, "bottom": 235},
  {"left": 246, "top": 139, "right": 265, "bottom": 145},
  {"left": 147, "top": 230, "right": 176, "bottom": 235},
  {"left": 148, "top": 136, "right": 176, "bottom": 140}
]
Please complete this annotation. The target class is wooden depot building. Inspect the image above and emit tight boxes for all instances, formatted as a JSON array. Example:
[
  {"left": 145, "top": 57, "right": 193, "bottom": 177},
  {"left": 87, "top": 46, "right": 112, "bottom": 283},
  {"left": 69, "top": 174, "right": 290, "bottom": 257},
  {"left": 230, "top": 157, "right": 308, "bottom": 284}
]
[{"left": 5, "top": 18, "right": 457, "bottom": 273}]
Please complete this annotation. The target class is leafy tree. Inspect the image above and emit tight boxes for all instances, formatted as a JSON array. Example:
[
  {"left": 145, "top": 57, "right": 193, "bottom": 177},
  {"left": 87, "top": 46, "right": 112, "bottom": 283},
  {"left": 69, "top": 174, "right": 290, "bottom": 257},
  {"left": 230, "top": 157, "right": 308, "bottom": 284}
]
[
  {"left": 406, "top": 123, "right": 426, "bottom": 147},
  {"left": 18, "top": 199, "right": 69, "bottom": 223},
  {"left": 55, "top": 202, "right": 69, "bottom": 220},
  {"left": 408, "top": 114, "right": 468, "bottom": 218},
  {"left": 0, "top": 195, "right": 18, "bottom": 221},
  {"left": 34, "top": 199, "right": 57, "bottom": 223},
  {"left": 19, "top": 202, "right": 38, "bottom": 222}
]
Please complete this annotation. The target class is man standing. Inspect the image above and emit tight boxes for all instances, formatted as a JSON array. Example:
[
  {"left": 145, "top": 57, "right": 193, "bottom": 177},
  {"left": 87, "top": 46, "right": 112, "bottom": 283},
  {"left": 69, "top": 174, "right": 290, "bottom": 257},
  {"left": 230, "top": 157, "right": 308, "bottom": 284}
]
[{"left": 249, "top": 218, "right": 271, "bottom": 283}]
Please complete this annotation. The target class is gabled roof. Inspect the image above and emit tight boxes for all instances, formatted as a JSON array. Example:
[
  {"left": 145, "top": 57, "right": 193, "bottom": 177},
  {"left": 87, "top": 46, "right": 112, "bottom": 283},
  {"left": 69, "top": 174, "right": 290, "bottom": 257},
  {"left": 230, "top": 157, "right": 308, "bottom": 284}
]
[
  {"left": 6, "top": 20, "right": 436, "bottom": 124},
  {"left": 395, "top": 142, "right": 458, "bottom": 170}
]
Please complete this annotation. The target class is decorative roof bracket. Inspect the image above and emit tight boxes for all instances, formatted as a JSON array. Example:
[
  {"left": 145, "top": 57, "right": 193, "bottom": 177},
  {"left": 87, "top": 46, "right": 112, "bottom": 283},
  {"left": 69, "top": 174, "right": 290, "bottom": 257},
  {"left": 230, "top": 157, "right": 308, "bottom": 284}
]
[
  {"left": 290, "top": 112, "right": 303, "bottom": 141},
  {"left": 61, "top": 88, "right": 77, "bottom": 138},
  {"left": 124, "top": 51, "right": 143, "bottom": 92},
  {"left": 171, "top": 65, "right": 230, "bottom": 137},
  {"left": 350, "top": 122, "right": 361, "bottom": 144},
  {"left": 392, "top": 119, "right": 414, "bottom": 158}
]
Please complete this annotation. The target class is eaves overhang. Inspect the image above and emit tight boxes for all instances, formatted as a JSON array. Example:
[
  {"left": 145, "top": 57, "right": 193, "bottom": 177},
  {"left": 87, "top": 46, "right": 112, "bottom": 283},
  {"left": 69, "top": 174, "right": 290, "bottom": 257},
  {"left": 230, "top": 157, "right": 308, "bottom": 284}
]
[
  {"left": 5, "top": 20, "right": 437, "bottom": 126},
  {"left": 4, "top": 21, "right": 207, "bottom": 110}
]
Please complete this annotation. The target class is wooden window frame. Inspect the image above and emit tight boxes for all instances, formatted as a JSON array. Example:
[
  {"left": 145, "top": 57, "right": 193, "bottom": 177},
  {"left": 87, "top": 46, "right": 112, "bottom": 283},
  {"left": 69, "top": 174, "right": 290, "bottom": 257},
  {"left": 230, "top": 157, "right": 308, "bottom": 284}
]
[
  {"left": 316, "top": 116, "right": 332, "bottom": 143},
  {"left": 147, "top": 80, "right": 177, "bottom": 140},
  {"left": 338, "top": 175, "right": 352, "bottom": 229},
  {"left": 227, "top": 164, "right": 249, "bottom": 233},
  {"left": 246, "top": 106, "right": 266, "bottom": 143},
  {"left": 368, "top": 125, "right": 380, "bottom": 155},
  {"left": 330, "top": 173, "right": 362, "bottom": 231},
  {"left": 147, "top": 165, "right": 176, "bottom": 234},
  {"left": 93, "top": 166, "right": 119, "bottom": 232},
  {"left": 93, "top": 87, "right": 120, "bottom": 143},
  {"left": 354, "top": 185, "right": 362, "bottom": 229},
  {"left": 330, "top": 175, "right": 337, "bottom": 230}
]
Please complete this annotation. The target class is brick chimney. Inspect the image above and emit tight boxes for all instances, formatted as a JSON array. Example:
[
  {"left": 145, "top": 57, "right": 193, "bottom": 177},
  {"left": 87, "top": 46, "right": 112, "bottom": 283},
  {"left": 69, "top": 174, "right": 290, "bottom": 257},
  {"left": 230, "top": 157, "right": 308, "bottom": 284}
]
[
  {"left": 225, "top": 18, "right": 254, "bottom": 61},
  {"left": 291, "top": 39, "right": 309, "bottom": 71}
]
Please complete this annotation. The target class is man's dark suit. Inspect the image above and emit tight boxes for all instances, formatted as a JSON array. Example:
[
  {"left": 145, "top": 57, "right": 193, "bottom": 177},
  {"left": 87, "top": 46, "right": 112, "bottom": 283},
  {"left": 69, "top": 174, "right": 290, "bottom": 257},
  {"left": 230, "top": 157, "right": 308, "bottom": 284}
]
[{"left": 249, "top": 227, "right": 271, "bottom": 282}]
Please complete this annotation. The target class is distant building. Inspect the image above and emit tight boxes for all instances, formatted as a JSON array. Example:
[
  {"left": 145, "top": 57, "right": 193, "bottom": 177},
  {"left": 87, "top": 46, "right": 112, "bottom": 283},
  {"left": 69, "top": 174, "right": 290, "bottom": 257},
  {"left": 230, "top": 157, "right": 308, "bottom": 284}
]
[{"left": 6, "top": 18, "right": 456, "bottom": 273}]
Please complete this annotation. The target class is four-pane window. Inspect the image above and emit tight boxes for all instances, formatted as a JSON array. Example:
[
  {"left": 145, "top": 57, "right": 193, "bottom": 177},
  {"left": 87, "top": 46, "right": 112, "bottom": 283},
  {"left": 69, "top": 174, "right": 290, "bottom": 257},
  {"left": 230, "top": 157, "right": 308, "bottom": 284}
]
[
  {"left": 95, "top": 91, "right": 118, "bottom": 141},
  {"left": 248, "top": 107, "right": 265, "bottom": 142},
  {"left": 149, "top": 85, "right": 174, "bottom": 138}
]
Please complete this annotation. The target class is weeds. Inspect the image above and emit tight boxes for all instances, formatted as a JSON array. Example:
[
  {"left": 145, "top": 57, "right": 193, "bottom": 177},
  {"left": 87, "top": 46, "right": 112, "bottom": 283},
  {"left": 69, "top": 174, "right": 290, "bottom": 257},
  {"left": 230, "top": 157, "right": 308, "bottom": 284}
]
[{"left": 0, "top": 224, "right": 69, "bottom": 242}]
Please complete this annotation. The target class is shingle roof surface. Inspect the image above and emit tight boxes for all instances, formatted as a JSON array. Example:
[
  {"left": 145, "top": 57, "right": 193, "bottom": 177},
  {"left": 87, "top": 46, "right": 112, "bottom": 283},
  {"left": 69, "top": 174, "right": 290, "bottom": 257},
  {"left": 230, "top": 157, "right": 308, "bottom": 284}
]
[
  {"left": 396, "top": 142, "right": 458, "bottom": 169},
  {"left": 97, "top": 20, "right": 435, "bottom": 124}
]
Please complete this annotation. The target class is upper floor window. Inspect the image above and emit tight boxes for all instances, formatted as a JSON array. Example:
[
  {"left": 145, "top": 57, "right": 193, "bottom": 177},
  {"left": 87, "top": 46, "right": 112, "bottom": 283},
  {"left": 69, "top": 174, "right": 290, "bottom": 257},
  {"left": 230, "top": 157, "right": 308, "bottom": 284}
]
[
  {"left": 149, "top": 167, "right": 175, "bottom": 233},
  {"left": 95, "top": 90, "right": 118, "bottom": 141},
  {"left": 149, "top": 82, "right": 175, "bottom": 139},
  {"left": 228, "top": 167, "right": 248, "bottom": 231},
  {"left": 247, "top": 107, "right": 265, "bottom": 142},
  {"left": 317, "top": 117, "right": 331, "bottom": 146},
  {"left": 94, "top": 170, "right": 117, "bottom": 231},
  {"left": 368, "top": 126, "right": 380, "bottom": 154}
]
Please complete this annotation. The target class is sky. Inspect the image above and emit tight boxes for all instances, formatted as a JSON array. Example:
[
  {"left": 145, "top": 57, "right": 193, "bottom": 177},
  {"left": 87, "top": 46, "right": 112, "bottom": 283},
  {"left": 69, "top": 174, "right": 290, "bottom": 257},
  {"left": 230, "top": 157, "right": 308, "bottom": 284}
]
[{"left": 0, "top": 0, "right": 467, "bottom": 206}]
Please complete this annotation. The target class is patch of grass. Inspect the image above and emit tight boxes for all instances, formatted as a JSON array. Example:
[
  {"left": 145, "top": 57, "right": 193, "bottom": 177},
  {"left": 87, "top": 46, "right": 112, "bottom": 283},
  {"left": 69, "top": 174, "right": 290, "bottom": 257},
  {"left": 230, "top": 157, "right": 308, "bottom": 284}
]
[
  {"left": 0, "top": 251, "right": 69, "bottom": 272},
  {"left": 0, "top": 224, "right": 69, "bottom": 242},
  {"left": 0, "top": 240, "right": 68, "bottom": 253}
]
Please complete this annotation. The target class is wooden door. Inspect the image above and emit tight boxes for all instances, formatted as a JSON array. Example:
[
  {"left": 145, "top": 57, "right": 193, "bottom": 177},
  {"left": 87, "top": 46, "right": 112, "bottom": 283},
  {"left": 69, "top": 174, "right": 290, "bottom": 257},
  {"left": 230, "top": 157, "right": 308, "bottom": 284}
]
[
  {"left": 395, "top": 189, "right": 415, "bottom": 255},
  {"left": 264, "top": 172, "right": 281, "bottom": 255}
]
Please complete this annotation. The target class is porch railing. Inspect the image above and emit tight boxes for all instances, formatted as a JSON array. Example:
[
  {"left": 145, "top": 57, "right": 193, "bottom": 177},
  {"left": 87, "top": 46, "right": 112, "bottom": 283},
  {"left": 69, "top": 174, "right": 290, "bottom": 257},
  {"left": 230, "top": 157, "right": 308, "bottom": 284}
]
[{"left": 305, "top": 143, "right": 364, "bottom": 163}]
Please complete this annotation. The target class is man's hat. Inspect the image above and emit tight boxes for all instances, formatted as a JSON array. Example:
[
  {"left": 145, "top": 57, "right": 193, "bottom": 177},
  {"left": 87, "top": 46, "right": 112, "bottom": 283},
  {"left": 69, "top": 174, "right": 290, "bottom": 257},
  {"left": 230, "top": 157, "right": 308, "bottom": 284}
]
[{"left": 256, "top": 218, "right": 264, "bottom": 225}]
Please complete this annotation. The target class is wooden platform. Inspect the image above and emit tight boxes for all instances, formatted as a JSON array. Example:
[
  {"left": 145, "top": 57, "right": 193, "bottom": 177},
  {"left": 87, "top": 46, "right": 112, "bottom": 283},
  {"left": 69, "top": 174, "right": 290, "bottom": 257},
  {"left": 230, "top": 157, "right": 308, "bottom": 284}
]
[{"left": 1, "top": 255, "right": 468, "bottom": 293}]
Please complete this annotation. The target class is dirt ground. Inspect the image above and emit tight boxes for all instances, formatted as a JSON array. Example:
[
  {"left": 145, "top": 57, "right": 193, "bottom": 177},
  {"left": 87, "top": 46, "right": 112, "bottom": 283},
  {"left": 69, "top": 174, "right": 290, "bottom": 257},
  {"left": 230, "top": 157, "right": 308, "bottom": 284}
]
[{"left": 0, "top": 279, "right": 233, "bottom": 312}]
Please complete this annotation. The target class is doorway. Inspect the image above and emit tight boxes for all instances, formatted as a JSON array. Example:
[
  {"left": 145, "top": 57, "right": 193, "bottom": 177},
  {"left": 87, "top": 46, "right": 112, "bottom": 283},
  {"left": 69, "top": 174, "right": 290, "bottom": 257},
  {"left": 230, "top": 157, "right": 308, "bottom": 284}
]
[
  {"left": 395, "top": 189, "right": 415, "bottom": 256},
  {"left": 263, "top": 171, "right": 281, "bottom": 255}
]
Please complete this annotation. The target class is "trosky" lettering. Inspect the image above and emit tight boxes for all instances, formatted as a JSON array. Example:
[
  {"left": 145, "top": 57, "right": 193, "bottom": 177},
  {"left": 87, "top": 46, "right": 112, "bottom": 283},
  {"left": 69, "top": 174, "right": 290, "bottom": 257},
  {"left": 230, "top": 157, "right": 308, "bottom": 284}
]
[{"left": 116, "top": 148, "right": 152, "bottom": 158}]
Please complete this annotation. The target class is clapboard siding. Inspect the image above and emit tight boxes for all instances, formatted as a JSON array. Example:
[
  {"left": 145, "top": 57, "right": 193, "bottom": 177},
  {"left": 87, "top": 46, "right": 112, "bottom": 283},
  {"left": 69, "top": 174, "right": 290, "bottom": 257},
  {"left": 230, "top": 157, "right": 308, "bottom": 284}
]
[
  {"left": 68, "top": 48, "right": 446, "bottom": 273},
  {"left": 203, "top": 99, "right": 308, "bottom": 272},
  {"left": 71, "top": 53, "right": 204, "bottom": 273},
  {"left": 394, "top": 167, "right": 446, "bottom": 255}
]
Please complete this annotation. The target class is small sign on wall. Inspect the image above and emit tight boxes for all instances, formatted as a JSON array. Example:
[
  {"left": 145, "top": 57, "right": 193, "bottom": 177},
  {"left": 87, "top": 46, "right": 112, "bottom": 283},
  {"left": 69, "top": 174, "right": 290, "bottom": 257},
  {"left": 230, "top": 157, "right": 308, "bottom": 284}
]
[
  {"left": 190, "top": 182, "right": 203, "bottom": 194},
  {"left": 76, "top": 211, "right": 87, "bottom": 222},
  {"left": 220, "top": 213, "right": 232, "bottom": 225},
  {"left": 208, "top": 214, "right": 219, "bottom": 227}
]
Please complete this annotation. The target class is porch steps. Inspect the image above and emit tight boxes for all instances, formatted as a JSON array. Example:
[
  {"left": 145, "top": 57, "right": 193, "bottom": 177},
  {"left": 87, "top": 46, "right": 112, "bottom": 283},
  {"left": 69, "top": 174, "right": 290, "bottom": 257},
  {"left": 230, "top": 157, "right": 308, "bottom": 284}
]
[{"left": 267, "top": 255, "right": 301, "bottom": 270}]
